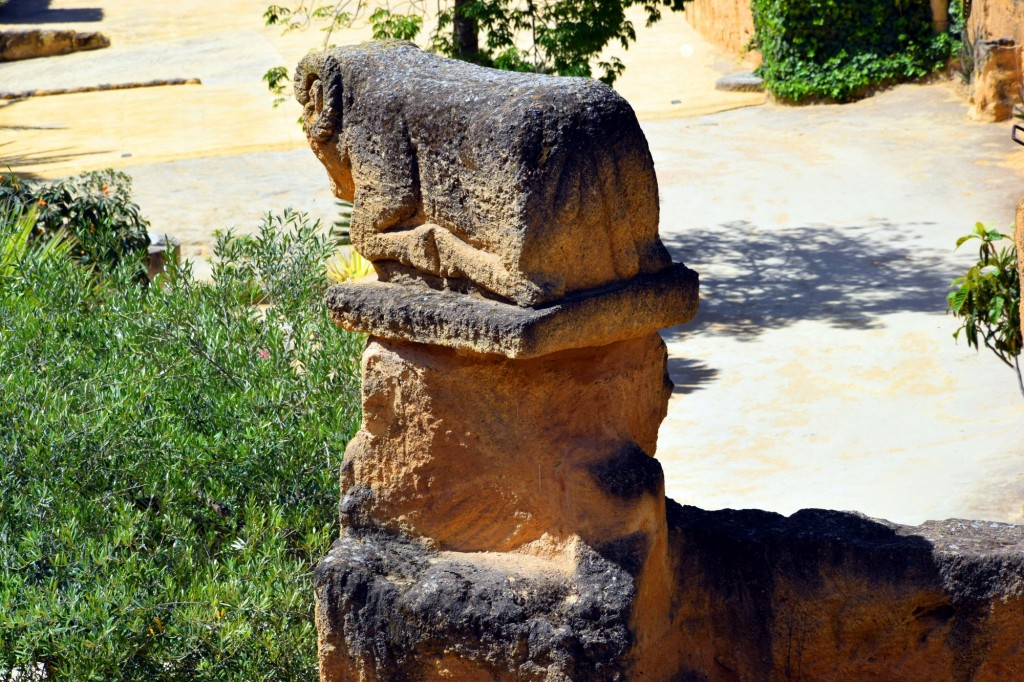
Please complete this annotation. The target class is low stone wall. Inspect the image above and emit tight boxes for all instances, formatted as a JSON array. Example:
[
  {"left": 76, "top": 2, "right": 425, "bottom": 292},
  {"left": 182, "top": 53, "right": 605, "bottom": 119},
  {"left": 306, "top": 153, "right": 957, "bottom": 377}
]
[
  {"left": 318, "top": 500, "right": 1024, "bottom": 680},
  {"left": 0, "top": 29, "right": 109, "bottom": 62},
  {"left": 668, "top": 504, "right": 1024, "bottom": 681}
]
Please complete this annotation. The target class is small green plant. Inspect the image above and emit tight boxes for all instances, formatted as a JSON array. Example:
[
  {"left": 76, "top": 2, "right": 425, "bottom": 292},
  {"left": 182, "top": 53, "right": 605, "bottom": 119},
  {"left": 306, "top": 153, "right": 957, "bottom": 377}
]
[
  {"left": 947, "top": 222, "right": 1022, "bottom": 397},
  {"left": 0, "top": 169, "right": 150, "bottom": 271}
]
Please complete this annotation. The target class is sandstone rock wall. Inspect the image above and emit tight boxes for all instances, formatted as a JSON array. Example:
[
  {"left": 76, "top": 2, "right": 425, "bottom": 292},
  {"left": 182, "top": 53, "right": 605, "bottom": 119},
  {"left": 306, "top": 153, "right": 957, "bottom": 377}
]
[
  {"left": 685, "top": 0, "right": 758, "bottom": 62},
  {"left": 970, "top": 37, "right": 1022, "bottom": 121},
  {"left": 316, "top": 503, "right": 1024, "bottom": 681},
  {"left": 967, "top": 0, "right": 1024, "bottom": 120},
  {"left": 968, "top": 0, "right": 1024, "bottom": 44},
  {"left": 666, "top": 504, "right": 1024, "bottom": 681}
]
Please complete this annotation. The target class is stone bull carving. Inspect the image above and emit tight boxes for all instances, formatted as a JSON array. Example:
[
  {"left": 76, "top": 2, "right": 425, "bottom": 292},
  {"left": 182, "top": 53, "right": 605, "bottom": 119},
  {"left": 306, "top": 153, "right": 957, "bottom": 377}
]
[{"left": 294, "top": 40, "right": 671, "bottom": 306}]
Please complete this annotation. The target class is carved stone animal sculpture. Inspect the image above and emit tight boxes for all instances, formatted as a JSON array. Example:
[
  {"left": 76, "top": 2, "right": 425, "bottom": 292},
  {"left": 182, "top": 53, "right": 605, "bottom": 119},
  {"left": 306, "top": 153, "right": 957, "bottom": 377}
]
[{"left": 295, "top": 40, "right": 671, "bottom": 306}]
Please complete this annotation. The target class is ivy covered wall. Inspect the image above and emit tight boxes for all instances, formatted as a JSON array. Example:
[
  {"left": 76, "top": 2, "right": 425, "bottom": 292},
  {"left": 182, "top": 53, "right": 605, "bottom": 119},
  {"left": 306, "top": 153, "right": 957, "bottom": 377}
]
[{"left": 749, "top": 0, "right": 959, "bottom": 101}]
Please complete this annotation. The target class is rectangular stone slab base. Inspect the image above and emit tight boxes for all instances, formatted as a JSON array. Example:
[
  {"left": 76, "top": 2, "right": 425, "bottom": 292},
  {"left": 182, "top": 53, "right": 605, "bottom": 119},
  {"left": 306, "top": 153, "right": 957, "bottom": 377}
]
[
  {"left": 317, "top": 502, "right": 1024, "bottom": 681},
  {"left": 315, "top": 528, "right": 640, "bottom": 682}
]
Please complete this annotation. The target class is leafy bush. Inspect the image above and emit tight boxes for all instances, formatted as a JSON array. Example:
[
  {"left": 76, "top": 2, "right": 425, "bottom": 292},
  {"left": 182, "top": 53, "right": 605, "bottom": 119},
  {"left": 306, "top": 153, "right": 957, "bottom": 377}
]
[
  {"left": 751, "top": 0, "right": 959, "bottom": 102},
  {"left": 947, "top": 222, "right": 1022, "bottom": 397},
  {"left": 0, "top": 209, "right": 363, "bottom": 678},
  {"left": 0, "top": 170, "right": 151, "bottom": 270}
]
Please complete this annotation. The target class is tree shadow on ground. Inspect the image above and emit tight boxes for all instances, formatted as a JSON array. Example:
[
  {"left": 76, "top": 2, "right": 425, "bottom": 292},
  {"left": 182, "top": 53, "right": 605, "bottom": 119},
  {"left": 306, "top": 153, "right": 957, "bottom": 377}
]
[
  {"left": 0, "top": 143, "right": 102, "bottom": 181},
  {"left": 0, "top": 0, "right": 103, "bottom": 24},
  {"left": 661, "top": 220, "right": 958, "bottom": 342},
  {"left": 666, "top": 357, "right": 719, "bottom": 395}
]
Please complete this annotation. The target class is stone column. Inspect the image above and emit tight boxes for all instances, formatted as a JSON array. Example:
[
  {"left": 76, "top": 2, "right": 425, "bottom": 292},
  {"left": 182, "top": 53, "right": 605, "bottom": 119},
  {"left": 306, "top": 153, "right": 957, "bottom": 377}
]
[
  {"left": 1016, "top": 198, "right": 1024, "bottom": 329},
  {"left": 296, "top": 41, "right": 699, "bottom": 681},
  {"left": 969, "top": 38, "right": 1021, "bottom": 122}
]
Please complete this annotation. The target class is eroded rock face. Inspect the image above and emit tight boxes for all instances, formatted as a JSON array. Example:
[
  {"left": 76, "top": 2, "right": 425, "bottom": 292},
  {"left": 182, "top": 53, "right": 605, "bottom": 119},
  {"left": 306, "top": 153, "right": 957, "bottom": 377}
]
[
  {"left": 294, "top": 41, "right": 671, "bottom": 306},
  {"left": 340, "top": 334, "right": 672, "bottom": 553},
  {"left": 969, "top": 38, "right": 1021, "bottom": 122},
  {"left": 315, "top": 530, "right": 637, "bottom": 682},
  {"left": 0, "top": 30, "right": 109, "bottom": 62},
  {"left": 665, "top": 504, "right": 1024, "bottom": 681},
  {"left": 314, "top": 503, "right": 1024, "bottom": 681}
]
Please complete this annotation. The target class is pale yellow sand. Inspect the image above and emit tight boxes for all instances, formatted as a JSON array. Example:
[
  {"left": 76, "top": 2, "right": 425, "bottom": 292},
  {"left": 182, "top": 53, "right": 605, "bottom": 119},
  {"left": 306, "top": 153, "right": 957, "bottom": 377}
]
[{"left": 0, "top": 0, "right": 761, "bottom": 180}]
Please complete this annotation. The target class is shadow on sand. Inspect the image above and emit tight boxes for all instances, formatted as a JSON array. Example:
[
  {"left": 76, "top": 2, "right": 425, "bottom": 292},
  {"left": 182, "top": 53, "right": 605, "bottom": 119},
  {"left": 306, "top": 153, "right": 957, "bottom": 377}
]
[
  {"left": 0, "top": 0, "right": 103, "bottom": 24},
  {"left": 666, "top": 357, "right": 719, "bottom": 395},
  {"left": 661, "top": 219, "right": 958, "bottom": 342}
]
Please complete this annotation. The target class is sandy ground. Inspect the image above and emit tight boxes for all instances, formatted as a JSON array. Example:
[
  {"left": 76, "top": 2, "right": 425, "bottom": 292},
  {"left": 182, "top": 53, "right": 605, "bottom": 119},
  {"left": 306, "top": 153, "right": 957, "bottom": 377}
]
[
  {"left": 652, "top": 82, "right": 1024, "bottom": 524},
  {"left": 3, "top": 2, "right": 1023, "bottom": 526}
]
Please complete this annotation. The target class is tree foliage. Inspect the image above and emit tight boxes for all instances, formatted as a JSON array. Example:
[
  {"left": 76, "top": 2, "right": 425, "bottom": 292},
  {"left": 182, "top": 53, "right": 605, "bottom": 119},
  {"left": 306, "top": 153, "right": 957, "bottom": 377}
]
[{"left": 264, "top": 0, "right": 688, "bottom": 105}]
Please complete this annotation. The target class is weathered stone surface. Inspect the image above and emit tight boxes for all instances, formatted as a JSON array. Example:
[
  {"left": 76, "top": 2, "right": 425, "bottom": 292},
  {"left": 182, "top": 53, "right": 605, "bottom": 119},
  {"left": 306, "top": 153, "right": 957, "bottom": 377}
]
[
  {"left": 327, "top": 263, "right": 698, "bottom": 358},
  {"left": 294, "top": 40, "right": 672, "bottom": 307},
  {"left": 666, "top": 503, "right": 1024, "bottom": 681},
  {"left": 969, "top": 38, "right": 1021, "bottom": 122},
  {"left": 0, "top": 29, "right": 109, "bottom": 62},
  {"left": 317, "top": 503, "right": 1024, "bottom": 681},
  {"left": 339, "top": 333, "right": 672, "bottom": 553},
  {"left": 316, "top": 529, "right": 638, "bottom": 682},
  {"left": 714, "top": 72, "right": 764, "bottom": 93},
  {"left": 967, "top": 0, "right": 1024, "bottom": 50},
  {"left": 299, "top": 35, "right": 697, "bottom": 682}
]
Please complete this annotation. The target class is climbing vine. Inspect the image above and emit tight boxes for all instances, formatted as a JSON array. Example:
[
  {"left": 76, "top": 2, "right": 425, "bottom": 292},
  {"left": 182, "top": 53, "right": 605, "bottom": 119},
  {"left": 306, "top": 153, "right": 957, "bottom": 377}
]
[{"left": 750, "top": 0, "right": 960, "bottom": 102}]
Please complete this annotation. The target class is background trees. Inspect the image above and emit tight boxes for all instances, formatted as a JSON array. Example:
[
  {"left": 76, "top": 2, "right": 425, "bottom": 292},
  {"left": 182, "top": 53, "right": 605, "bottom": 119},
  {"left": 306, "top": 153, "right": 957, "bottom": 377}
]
[{"left": 264, "top": 0, "right": 689, "bottom": 104}]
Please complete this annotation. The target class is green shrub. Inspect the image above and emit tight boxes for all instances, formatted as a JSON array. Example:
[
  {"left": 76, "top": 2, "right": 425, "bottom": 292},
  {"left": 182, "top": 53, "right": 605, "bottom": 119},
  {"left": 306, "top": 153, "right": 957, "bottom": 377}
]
[
  {"left": 751, "top": 0, "right": 959, "bottom": 102},
  {"left": 947, "top": 222, "right": 1022, "bottom": 397},
  {"left": 0, "top": 209, "right": 363, "bottom": 679},
  {"left": 0, "top": 170, "right": 151, "bottom": 271}
]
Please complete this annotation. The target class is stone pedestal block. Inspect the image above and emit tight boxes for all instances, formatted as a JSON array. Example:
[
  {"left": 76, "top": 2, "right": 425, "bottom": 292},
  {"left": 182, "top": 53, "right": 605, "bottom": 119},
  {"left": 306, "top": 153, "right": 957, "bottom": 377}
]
[{"left": 340, "top": 333, "right": 672, "bottom": 553}]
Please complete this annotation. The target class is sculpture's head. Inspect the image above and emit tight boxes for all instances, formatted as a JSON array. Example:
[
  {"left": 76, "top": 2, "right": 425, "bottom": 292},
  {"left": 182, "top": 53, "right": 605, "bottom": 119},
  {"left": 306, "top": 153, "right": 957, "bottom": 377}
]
[{"left": 294, "top": 52, "right": 355, "bottom": 201}]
